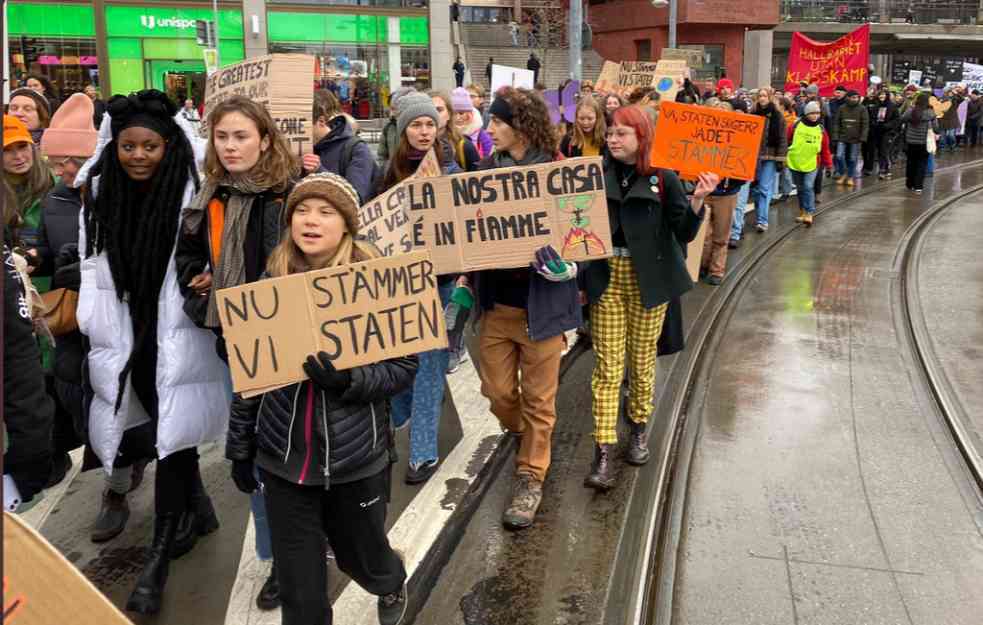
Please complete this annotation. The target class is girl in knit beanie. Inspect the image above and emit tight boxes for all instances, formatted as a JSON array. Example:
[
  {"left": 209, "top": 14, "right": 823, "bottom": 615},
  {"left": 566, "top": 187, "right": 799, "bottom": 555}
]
[
  {"left": 226, "top": 171, "right": 416, "bottom": 625},
  {"left": 451, "top": 86, "right": 493, "bottom": 159}
]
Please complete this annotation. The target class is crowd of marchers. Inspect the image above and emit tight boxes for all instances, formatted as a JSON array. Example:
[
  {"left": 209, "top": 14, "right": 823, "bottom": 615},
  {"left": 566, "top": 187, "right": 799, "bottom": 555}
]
[{"left": 5, "top": 67, "right": 980, "bottom": 625}]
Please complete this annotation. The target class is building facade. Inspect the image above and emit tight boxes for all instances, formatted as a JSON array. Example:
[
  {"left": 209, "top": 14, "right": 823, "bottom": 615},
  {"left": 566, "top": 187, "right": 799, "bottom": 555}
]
[
  {"left": 7, "top": 0, "right": 434, "bottom": 117},
  {"left": 588, "top": 0, "right": 780, "bottom": 83}
]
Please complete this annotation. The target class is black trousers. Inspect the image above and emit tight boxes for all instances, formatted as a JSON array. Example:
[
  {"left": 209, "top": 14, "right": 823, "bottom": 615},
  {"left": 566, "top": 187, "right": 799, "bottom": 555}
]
[
  {"left": 813, "top": 165, "right": 825, "bottom": 197},
  {"left": 861, "top": 139, "right": 875, "bottom": 173},
  {"left": 261, "top": 467, "right": 406, "bottom": 625},
  {"left": 905, "top": 143, "right": 929, "bottom": 191},
  {"left": 968, "top": 120, "right": 981, "bottom": 146},
  {"left": 155, "top": 448, "right": 200, "bottom": 515}
]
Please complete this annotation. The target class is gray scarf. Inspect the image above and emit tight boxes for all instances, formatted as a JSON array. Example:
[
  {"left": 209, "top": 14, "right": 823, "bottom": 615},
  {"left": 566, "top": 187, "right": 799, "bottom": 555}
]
[{"left": 184, "top": 174, "right": 269, "bottom": 327}]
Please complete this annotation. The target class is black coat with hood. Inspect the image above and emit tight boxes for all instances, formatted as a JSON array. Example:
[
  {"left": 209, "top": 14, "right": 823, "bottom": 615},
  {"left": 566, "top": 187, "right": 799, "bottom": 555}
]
[
  {"left": 226, "top": 354, "right": 418, "bottom": 488},
  {"left": 3, "top": 241, "right": 54, "bottom": 503},
  {"left": 581, "top": 160, "right": 704, "bottom": 310}
]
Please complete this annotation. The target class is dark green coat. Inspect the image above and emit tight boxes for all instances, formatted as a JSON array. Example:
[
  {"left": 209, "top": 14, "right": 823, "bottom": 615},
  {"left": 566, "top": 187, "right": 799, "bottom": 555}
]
[{"left": 582, "top": 165, "right": 703, "bottom": 310}]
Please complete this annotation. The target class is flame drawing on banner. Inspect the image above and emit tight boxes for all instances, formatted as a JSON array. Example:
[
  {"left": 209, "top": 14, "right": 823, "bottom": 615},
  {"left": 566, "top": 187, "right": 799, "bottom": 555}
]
[{"left": 558, "top": 194, "right": 606, "bottom": 257}]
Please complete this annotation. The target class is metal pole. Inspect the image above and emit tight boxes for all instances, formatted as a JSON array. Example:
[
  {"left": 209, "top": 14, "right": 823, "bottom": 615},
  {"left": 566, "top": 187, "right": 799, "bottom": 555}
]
[
  {"left": 3, "top": 1, "right": 10, "bottom": 102},
  {"left": 213, "top": 0, "right": 221, "bottom": 66},
  {"left": 569, "top": 0, "right": 582, "bottom": 80},
  {"left": 668, "top": 0, "right": 677, "bottom": 49}
]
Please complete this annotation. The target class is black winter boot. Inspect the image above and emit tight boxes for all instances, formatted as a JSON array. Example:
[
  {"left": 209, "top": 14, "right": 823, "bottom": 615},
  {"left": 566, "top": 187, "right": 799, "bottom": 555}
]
[
  {"left": 584, "top": 444, "right": 616, "bottom": 491},
  {"left": 626, "top": 420, "right": 650, "bottom": 466},
  {"left": 171, "top": 470, "right": 220, "bottom": 558},
  {"left": 126, "top": 513, "right": 178, "bottom": 614}
]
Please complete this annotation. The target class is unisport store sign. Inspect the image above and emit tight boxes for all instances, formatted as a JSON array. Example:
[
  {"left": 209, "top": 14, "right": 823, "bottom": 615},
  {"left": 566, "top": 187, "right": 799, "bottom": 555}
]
[{"left": 105, "top": 5, "right": 243, "bottom": 39}]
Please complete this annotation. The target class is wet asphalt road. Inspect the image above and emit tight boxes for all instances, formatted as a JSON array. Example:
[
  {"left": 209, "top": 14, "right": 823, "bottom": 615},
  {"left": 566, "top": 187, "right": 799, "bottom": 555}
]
[
  {"left": 672, "top": 164, "right": 983, "bottom": 624},
  {"left": 32, "top": 150, "right": 983, "bottom": 625}
]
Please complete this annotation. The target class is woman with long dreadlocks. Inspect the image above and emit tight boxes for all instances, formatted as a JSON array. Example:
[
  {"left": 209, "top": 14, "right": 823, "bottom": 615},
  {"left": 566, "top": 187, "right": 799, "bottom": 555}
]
[
  {"left": 175, "top": 94, "right": 299, "bottom": 612},
  {"left": 77, "top": 90, "right": 229, "bottom": 615}
]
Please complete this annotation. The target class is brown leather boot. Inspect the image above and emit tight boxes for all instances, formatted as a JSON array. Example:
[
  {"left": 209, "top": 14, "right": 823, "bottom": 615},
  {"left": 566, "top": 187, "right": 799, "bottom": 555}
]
[
  {"left": 502, "top": 473, "right": 543, "bottom": 530},
  {"left": 584, "top": 444, "right": 616, "bottom": 490},
  {"left": 627, "top": 420, "right": 650, "bottom": 466}
]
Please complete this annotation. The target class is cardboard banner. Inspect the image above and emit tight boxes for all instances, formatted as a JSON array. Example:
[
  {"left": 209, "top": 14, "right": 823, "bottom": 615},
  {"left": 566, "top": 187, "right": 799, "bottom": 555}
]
[
  {"left": 400, "top": 156, "right": 613, "bottom": 274},
  {"left": 595, "top": 59, "right": 686, "bottom": 101},
  {"left": 216, "top": 251, "right": 447, "bottom": 396},
  {"left": 649, "top": 101, "right": 765, "bottom": 182},
  {"left": 204, "top": 54, "right": 316, "bottom": 156},
  {"left": 490, "top": 64, "right": 535, "bottom": 95},
  {"left": 357, "top": 148, "right": 441, "bottom": 257},
  {"left": 784, "top": 24, "right": 870, "bottom": 97},
  {"left": 3, "top": 512, "right": 133, "bottom": 624},
  {"left": 662, "top": 47, "right": 704, "bottom": 69}
]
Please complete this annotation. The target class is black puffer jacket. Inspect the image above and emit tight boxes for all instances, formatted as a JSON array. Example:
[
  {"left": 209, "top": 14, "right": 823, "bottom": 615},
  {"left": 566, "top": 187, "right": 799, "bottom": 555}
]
[
  {"left": 226, "top": 355, "right": 418, "bottom": 488},
  {"left": 3, "top": 242, "right": 54, "bottom": 502}
]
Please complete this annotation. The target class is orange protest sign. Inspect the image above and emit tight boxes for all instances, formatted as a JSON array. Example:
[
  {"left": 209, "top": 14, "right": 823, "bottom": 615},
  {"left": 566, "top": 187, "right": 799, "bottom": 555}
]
[{"left": 649, "top": 101, "right": 765, "bottom": 181}]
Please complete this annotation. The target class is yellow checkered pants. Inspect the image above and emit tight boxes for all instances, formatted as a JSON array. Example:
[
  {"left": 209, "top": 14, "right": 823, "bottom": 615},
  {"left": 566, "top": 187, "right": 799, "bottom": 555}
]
[{"left": 590, "top": 256, "right": 668, "bottom": 445}]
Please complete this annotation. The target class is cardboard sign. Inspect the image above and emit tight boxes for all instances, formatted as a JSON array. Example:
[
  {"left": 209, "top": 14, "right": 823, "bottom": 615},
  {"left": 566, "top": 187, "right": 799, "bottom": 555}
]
[
  {"left": 3, "top": 511, "right": 133, "bottom": 624},
  {"left": 649, "top": 101, "right": 765, "bottom": 182},
  {"left": 203, "top": 54, "right": 316, "bottom": 156},
  {"left": 216, "top": 251, "right": 447, "bottom": 396},
  {"left": 662, "top": 47, "right": 704, "bottom": 69},
  {"left": 784, "top": 24, "right": 870, "bottom": 96},
  {"left": 490, "top": 64, "right": 535, "bottom": 95},
  {"left": 595, "top": 60, "right": 622, "bottom": 93},
  {"left": 396, "top": 156, "right": 612, "bottom": 274},
  {"left": 595, "top": 59, "right": 686, "bottom": 101},
  {"left": 357, "top": 148, "right": 441, "bottom": 257}
]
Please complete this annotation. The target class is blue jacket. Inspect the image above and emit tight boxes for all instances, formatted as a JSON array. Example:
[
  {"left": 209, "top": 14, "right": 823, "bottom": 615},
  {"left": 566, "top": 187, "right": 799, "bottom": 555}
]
[{"left": 314, "top": 116, "right": 376, "bottom": 204}]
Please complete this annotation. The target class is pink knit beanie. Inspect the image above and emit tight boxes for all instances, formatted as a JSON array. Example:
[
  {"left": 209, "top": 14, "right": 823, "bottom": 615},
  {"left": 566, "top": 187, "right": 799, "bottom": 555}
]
[
  {"left": 40, "top": 93, "right": 97, "bottom": 158},
  {"left": 450, "top": 87, "right": 474, "bottom": 113}
]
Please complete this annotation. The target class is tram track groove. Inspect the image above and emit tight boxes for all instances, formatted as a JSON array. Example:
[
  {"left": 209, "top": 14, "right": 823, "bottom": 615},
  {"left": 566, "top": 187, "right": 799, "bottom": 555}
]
[{"left": 603, "top": 157, "right": 983, "bottom": 625}]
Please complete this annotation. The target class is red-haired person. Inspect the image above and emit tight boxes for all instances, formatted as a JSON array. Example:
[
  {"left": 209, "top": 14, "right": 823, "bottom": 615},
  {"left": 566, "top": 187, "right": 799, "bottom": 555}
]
[{"left": 581, "top": 106, "right": 718, "bottom": 489}]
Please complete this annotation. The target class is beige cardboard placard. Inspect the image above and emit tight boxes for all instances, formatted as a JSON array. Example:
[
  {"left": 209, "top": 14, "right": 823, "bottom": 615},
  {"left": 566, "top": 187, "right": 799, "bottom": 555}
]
[
  {"left": 203, "top": 54, "right": 315, "bottom": 156},
  {"left": 399, "top": 156, "right": 612, "bottom": 274},
  {"left": 3, "top": 511, "right": 133, "bottom": 624},
  {"left": 595, "top": 60, "right": 622, "bottom": 93},
  {"left": 662, "top": 47, "right": 704, "bottom": 69},
  {"left": 686, "top": 212, "right": 708, "bottom": 283},
  {"left": 216, "top": 251, "right": 446, "bottom": 396},
  {"left": 357, "top": 148, "right": 441, "bottom": 257}
]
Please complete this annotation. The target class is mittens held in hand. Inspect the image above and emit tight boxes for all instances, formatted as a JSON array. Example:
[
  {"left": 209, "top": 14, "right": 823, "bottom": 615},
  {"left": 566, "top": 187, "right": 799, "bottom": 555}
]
[{"left": 531, "top": 245, "right": 577, "bottom": 282}]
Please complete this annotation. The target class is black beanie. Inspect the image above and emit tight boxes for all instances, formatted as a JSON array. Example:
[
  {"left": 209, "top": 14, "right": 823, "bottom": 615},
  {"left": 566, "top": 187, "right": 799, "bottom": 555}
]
[
  {"left": 108, "top": 90, "right": 179, "bottom": 140},
  {"left": 488, "top": 97, "right": 514, "bottom": 125}
]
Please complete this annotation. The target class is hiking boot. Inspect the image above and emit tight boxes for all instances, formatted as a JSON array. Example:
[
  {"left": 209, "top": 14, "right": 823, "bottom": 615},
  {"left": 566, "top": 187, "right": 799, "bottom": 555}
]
[
  {"left": 405, "top": 459, "right": 439, "bottom": 485},
  {"left": 255, "top": 562, "right": 280, "bottom": 611},
  {"left": 803, "top": 213, "right": 814, "bottom": 227},
  {"left": 703, "top": 274, "right": 723, "bottom": 286},
  {"left": 502, "top": 473, "right": 543, "bottom": 530},
  {"left": 845, "top": 178, "right": 855, "bottom": 188},
  {"left": 378, "top": 555, "right": 408, "bottom": 625},
  {"left": 584, "top": 444, "right": 616, "bottom": 491},
  {"left": 835, "top": 175, "right": 846, "bottom": 185},
  {"left": 91, "top": 489, "right": 130, "bottom": 543},
  {"left": 126, "top": 513, "right": 178, "bottom": 615},
  {"left": 795, "top": 210, "right": 806, "bottom": 223},
  {"left": 626, "top": 421, "right": 651, "bottom": 466}
]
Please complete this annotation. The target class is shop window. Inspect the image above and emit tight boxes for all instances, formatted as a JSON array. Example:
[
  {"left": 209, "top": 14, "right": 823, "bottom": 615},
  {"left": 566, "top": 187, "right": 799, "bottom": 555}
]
[
  {"left": 9, "top": 36, "right": 99, "bottom": 99},
  {"left": 682, "top": 44, "right": 724, "bottom": 81},
  {"left": 635, "top": 39, "right": 652, "bottom": 61},
  {"left": 271, "top": 42, "right": 387, "bottom": 119}
]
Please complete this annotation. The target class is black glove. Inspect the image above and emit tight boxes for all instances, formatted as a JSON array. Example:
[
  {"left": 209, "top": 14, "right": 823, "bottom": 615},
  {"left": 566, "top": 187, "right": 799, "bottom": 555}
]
[
  {"left": 230, "top": 459, "right": 259, "bottom": 494},
  {"left": 303, "top": 352, "right": 351, "bottom": 392}
]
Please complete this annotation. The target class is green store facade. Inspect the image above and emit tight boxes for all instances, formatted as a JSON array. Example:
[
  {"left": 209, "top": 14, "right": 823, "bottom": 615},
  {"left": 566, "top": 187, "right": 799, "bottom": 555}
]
[{"left": 7, "top": 1, "right": 431, "bottom": 117}]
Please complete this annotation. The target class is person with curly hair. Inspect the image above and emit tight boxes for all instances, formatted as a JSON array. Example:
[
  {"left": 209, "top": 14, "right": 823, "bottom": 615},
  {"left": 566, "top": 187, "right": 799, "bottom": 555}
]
[
  {"left": 77, "top": 90, "right": 229, "bottom": 615},
  {"left": 460, "top": 87, "right": 580, "bottom": 530}
]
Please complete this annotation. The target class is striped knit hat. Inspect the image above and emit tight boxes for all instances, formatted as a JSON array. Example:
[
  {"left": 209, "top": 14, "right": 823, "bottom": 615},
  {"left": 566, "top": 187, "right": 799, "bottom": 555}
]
[{"left": 285, "top": 172, "right": 362, "bottom": 235}]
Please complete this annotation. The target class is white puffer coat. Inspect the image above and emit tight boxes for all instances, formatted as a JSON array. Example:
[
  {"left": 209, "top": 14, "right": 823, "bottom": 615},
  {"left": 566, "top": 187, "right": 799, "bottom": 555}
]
[{"left": 76, "top": 111, "right": 228, "bottom": 472}]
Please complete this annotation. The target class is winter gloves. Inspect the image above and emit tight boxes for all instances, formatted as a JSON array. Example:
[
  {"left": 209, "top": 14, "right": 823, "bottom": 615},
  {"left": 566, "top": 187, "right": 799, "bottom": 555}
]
[
  {"left": 445, "top": 285, "right": 474, "bottom": 354},
  {"left": 231, "top": 459, "right": 259, "bottom": 494},
  {"left": 531, "top": 245, "right": 577, "bottom": 283},
  {"left": 304, "top": 352, "right": 352, "bottom": 392}
]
